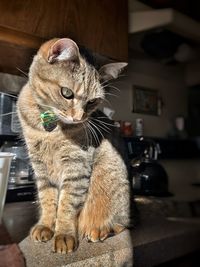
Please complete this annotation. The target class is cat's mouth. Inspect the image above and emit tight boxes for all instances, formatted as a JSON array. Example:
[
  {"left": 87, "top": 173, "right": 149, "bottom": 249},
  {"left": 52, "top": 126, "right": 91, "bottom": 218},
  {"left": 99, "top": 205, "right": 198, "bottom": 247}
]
[
  {"left": 45, "top": 107, "right": 87, "bottom": 126},
  {"left": 56, "top": 113, "right": 85, "bottom": 125}
]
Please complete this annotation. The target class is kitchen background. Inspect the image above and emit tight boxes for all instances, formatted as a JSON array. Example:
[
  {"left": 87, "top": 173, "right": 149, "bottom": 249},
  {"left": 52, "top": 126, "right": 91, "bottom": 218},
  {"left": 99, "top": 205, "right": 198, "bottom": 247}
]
[
  {"left": 0, "top": 1, "right": 200, "bottom": 266},
  {"left": 0, "top": 0, "right": 200, "bottom": 201}
]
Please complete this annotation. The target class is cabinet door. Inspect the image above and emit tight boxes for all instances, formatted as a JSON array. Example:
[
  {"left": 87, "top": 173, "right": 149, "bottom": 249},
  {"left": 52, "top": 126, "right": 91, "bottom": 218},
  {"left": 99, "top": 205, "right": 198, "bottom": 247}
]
[{"left": 0, "top": 0, "right": 128, "bottom": 61}]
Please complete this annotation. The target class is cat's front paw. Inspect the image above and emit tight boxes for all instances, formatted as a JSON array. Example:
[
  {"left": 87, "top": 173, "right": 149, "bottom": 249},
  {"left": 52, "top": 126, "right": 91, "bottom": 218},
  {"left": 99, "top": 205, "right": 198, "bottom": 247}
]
[
  {"left": 31, "top": 224, "right": 54, "bottom": 242},
  {"left": 84, "top": 224, "right": 126, "bottom": 243},
  {"left": 53, "top": 234, "right": 77, "bottom": 254},
  {"left": 85, "top": 226, "right": 110, "bottom": 242}
]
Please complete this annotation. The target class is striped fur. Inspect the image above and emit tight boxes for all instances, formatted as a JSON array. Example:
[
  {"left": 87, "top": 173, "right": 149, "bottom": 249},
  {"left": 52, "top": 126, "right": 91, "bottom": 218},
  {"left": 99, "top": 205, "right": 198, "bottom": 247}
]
[{"left": 17, "top": 38, "right": 130, "bottom": 254}]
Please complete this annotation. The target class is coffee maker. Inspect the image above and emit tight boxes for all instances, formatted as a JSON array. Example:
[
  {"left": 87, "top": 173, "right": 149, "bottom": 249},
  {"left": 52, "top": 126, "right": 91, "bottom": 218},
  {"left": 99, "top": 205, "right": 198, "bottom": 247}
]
[{"left": 0, "top": 92, "right": 36, "bottom": 201}]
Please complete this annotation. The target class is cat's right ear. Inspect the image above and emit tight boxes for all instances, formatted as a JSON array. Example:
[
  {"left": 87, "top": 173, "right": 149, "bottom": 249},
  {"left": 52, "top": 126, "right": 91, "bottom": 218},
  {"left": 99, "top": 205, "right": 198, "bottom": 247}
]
[
  {"left": 99, "top": 62, "right": 128, "bottom": 81},
  {"left": 47, "top": 38, "right": 80, "bottom": 64}
]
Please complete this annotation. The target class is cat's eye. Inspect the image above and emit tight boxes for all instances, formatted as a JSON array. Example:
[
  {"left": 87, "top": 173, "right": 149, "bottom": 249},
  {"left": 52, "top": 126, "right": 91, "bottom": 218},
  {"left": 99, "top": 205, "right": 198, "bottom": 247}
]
[
  {"left": 85, "top": 98, "right": 99, "bottom": 112},
  {"left": 88, "top": 99, "right": 97, "bottom": 105},
  {"left": 61, "top": 87, "right": 74, "bottom": 99}
]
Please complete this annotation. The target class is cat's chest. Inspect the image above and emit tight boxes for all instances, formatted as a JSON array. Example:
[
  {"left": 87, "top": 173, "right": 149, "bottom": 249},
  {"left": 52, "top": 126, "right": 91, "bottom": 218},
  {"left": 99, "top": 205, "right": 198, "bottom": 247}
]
[{"left": 34, "top": 133, "right": 95, "bottom": 171}]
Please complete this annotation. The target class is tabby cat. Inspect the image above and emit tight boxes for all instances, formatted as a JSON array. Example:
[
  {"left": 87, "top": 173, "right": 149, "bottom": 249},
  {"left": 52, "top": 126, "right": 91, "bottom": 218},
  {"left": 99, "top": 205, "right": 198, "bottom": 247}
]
[{"left": 17, "top": 38, "right": 130, "bottom": 254}]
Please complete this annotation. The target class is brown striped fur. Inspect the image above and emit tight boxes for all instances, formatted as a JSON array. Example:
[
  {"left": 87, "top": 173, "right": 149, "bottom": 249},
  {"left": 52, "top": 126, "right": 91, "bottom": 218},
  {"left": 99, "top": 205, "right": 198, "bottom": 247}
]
[{"left": 17, "top": 38, "right": 130, "bottom": 253}]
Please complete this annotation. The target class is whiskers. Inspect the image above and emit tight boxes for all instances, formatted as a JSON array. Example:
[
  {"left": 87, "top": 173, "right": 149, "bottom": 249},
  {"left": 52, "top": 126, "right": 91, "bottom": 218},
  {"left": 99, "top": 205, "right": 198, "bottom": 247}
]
[
  {"left": 86, "top": 120, "right": 101, "bottom": 146},
  {"left": 91, "top": 117, "right": 116, "bottom": 129},
  {"left": 100, "top": 81, "right": 121, "bottom": 109},
  {"left": 39, "top": 103, "right": 55, "bottom": 110},
  {"left": 0, "top": 111, "right": 17, "bottom": 117},
  {"left": 16, "top": 68, "right": 28, "bottom": 78},
  {"left": 82, "top": 116, "right": 116, "bottom": 147},
  {"left": 101, "top": 73, "right": 127, "bottom": 90},
  {"left": 104, "top": 92, "right": 119, "bottom": 98},
  {"left": 102, "top": 97, "right": 113, "bottom": 107},
  {"left": 101, "top": 82, "right": 120, "bottom": 92},
  {"left": 0, "top": 92, "right": 18, "bottom": 118},
  {"left": 0, "top": 92, "right": 18, "bottom": 99}
]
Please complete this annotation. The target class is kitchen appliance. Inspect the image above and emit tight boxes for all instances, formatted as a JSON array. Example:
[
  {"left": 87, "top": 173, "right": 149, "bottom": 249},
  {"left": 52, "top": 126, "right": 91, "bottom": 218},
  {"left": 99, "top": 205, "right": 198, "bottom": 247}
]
[
  {"left": 1, "top": 141, "right": 36, "bottom": 202},
  {"left": 125, "top": 137, "right": 171, "bottom": 196},
  {"left": 0, "top": 92, "right": 36, "bottom": 201},
  {"left": 0, "top": 92, "right": 21, "bottom": 135}
]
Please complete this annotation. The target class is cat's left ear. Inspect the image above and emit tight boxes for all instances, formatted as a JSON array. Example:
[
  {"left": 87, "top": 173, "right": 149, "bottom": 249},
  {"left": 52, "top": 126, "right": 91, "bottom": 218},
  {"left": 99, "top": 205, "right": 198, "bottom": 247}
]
[
  {"left": 48, "top": 38, "right": 80, "bottom": 64},
  {"left": 99, "top": 63, "right": 128, "bottom": 81}
]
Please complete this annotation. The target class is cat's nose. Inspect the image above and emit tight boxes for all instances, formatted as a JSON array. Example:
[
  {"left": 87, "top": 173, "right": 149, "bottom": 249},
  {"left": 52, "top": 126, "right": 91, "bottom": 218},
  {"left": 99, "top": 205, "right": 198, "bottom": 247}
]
[
  {"left": 73, "top": 109, "right": 84, "bottom": 121},
  {"left": 65, "top": 116, "right": 74, "bottom": 123},
  {"left": 73, "top": 116, "right": 84, "bottom": 122}
]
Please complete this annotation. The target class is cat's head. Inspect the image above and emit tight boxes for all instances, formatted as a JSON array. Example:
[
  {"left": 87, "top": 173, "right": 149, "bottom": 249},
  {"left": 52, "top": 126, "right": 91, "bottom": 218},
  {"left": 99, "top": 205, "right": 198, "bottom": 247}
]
[{"left": 29, "top": 38, "right": 127, "bottom": 125}]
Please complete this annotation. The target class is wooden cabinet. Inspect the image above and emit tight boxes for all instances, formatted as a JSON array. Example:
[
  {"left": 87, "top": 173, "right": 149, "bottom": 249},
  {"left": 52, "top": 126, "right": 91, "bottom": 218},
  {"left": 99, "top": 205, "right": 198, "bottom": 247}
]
[{"left": 0, "top": 0, "right": 128, "bottom": 75}]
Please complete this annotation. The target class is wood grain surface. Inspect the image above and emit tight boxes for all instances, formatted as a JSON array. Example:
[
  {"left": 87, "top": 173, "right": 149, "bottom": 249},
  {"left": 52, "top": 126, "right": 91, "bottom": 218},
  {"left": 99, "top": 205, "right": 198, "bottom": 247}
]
[{"left": 0, "top": 0, "right": 128, "bottom": 73}]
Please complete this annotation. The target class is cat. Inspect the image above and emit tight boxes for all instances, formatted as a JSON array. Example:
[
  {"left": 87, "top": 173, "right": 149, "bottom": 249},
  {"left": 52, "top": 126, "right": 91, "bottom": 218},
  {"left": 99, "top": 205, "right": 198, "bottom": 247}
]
[{"left": 17, "top": 38, "right": 131, "bottom": 254}]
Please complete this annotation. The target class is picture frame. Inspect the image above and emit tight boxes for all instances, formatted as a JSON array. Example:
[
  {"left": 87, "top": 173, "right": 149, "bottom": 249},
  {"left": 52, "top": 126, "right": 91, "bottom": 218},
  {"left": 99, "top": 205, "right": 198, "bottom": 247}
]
[{"left": 132, "top": 86, "right": 159, "bottom": 116}]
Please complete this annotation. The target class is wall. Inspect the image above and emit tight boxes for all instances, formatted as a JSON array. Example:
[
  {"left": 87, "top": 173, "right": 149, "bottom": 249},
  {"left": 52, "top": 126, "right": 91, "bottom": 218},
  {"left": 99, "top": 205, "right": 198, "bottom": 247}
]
[
  {"left": 105, "top": 58, "right": 188, "bottom": 137},
  {"left": 185, "top": 61, "right": 200, "bottom": 86}
]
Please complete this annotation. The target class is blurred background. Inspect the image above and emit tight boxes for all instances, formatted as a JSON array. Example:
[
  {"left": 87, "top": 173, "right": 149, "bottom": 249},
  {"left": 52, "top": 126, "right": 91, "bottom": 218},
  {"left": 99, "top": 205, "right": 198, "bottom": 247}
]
[{"left": 0, "top": 1, "right": 200, "bottom": 266}]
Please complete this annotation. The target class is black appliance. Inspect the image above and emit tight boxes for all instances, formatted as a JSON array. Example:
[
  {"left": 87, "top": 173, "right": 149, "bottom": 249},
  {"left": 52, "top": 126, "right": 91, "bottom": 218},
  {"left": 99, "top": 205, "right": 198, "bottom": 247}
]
[
  {"left": 124, "top": 137, "right": 171, "bottom": 196},
  {"left": 0, "top": 92, "right": 36, "bottom": 202},
  {"left": 0, "top": 92, "right": 21, "bottom": 135}
]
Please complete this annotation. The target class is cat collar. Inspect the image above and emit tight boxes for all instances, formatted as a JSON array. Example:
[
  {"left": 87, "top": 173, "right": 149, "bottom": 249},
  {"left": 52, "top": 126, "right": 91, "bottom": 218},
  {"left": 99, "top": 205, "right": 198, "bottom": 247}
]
[{"left": 40, "top": 110, "right": 58, "bottom": 132}]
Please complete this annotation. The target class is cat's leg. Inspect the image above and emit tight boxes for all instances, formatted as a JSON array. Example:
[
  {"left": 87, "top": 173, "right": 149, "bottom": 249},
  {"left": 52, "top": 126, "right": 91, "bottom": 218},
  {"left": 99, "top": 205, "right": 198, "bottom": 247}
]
[
  {"left": 79, "top": 140, "right": 130, "bottom": 242},
  {"left": 30, "top": 161, "right": 58, "bottom": 242},
  {"left": 54, "top": 176, "right": 89, "bottom": 253}
]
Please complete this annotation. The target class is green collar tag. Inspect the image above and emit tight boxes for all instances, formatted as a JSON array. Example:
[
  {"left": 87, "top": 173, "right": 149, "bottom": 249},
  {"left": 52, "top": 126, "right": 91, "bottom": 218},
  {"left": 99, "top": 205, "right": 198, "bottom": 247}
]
[{"left": 40, "top": 110, "right": 58, "bottom": 132}]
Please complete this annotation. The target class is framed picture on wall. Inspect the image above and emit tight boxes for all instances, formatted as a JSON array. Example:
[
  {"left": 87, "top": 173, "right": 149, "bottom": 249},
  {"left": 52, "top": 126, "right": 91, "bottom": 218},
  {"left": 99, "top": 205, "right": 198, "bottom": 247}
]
[{"left": 132, "top": 86, "right": 159, "bottom": 116}]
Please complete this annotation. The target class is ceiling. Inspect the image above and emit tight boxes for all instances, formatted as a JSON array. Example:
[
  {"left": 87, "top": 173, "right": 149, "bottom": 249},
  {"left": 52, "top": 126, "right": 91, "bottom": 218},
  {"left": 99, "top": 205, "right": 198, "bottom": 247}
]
[{"left": 139, "top": 0, "right": 200, "bottom": 21}]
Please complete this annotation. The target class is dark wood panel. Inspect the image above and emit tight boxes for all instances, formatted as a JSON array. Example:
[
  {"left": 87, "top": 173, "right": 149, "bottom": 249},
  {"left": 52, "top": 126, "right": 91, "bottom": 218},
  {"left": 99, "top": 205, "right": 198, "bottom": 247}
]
[
  {"left": 0, "top": 41, "right": 36, "bottom": 75},
  {"left": 0, "top": 26, "right": 44, "bottom": 49},
  {"left": 0, "top": 0, "right": 128, "bottom": 61}
]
